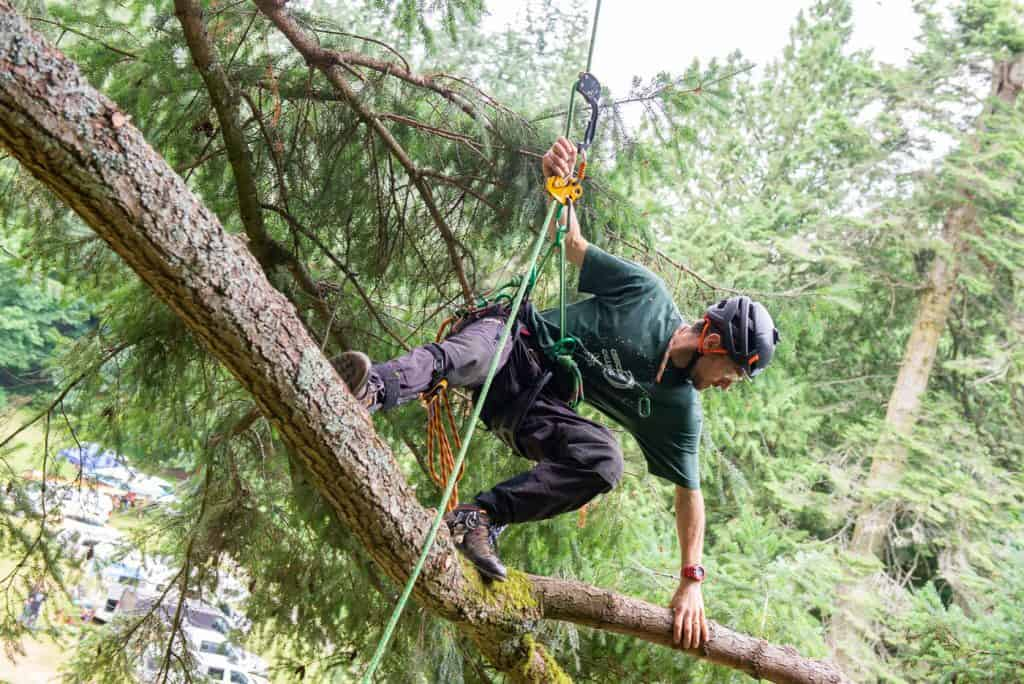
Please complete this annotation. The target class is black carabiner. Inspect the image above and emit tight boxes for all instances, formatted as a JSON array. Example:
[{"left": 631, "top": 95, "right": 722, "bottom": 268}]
[{"left": 574, "top": 72, "right": 601, "bottom": 151}]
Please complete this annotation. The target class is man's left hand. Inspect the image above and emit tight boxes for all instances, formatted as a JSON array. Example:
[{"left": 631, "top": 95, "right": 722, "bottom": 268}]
[{"left": 669, "top": 580, "right": 709, "bottom": 650}]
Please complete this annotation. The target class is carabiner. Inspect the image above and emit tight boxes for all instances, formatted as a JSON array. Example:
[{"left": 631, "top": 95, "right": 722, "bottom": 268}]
[{"left": 574, "top": 72, "right": 601, "bottom": 152}]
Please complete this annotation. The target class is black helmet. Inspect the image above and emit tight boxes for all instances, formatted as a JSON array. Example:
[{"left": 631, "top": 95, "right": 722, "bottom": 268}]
[{"left": 703, "top": 296, "right": 780, "bottom": 377}]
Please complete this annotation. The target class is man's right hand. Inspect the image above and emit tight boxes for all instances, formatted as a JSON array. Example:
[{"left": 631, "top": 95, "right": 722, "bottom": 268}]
[{"left": 542, "top": 136, "right": 577, "bottom": 179}]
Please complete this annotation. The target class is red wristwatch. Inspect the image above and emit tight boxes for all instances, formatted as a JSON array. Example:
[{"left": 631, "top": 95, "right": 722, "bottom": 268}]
[{"left": 682, "top": 564, "right": 706, "bottom": 582}]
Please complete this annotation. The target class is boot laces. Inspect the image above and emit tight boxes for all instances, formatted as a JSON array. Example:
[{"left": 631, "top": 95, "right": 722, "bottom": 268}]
[
  {"left": 488, "top": 524, "right": 506, "bottom": 549},
  {"left": 449, "top": 509, "right": 504, "bottom": 549}
]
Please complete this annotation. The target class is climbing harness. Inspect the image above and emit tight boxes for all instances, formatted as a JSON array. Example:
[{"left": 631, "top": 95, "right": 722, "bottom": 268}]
[{"left": 362, "top": 2, "right": 604, "bottom": 680}]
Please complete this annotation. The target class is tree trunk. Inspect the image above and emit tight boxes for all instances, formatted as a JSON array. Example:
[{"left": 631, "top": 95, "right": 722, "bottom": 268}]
[
  {"left": 0, "top": 5, "right": 848, "bottom": 682},
  {"left": 832, "top": 56, "right": 1024, "bottom": 674}
]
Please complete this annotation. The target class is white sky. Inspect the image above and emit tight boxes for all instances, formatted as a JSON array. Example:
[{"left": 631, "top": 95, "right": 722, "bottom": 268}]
[{"left": 482, "top": 1, "right": 922, "bottom": 95}]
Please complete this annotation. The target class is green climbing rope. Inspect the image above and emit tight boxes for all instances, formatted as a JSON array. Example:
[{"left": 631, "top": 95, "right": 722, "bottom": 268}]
[{"left": 360, "top": 3, "right": 603, "bottom": 679}]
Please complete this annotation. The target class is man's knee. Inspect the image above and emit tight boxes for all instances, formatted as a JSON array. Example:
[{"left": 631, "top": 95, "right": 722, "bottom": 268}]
[
  {"left": 586, "top": 425, "right": 624, "bottom": 489},
  {"left": 599, "top": 447, "right": 624, "bottom": 489}
]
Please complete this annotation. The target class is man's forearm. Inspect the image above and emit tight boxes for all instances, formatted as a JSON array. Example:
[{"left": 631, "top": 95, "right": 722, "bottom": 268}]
[
  {"left": 674, "top": 486, "right": 705, "bottom": 570},
  {"left": 565, "top": 234, "right": 589, "bottom": 267},
  {"left": 552, "top": 201, "right": 589, "bottom": 267}
]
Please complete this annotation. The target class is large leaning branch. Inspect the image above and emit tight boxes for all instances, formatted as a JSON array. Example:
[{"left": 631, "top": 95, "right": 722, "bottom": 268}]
[{"left": 0, "top": 6, "right": 849, "bottom": 682}]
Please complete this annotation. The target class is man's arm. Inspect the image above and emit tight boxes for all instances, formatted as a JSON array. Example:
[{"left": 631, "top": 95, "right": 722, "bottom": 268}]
[
  {"left": 670, "top": 486, "right": 709, "bottom": 649},
  {"left": 541, "top": 137, "right": 589, "bottom": 267}
]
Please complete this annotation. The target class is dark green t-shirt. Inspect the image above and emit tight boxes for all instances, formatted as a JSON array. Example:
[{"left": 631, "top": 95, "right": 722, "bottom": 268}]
[{"left": 527, "top": 245, "right": 703, "bottom": 489}]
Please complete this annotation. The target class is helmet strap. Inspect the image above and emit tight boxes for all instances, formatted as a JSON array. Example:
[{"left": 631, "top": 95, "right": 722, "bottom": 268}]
[{"left": 679, "top": 318, "right": 714, "bottom": 380}]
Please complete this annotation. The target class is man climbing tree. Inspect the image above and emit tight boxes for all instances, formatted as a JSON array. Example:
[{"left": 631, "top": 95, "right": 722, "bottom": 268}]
[{"left": 334, "top": 136, "right": 781, "bottom": 651}]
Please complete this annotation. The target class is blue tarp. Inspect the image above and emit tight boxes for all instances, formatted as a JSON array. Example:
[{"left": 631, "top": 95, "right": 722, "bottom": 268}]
[{"left": 57, "top": 444, "right": 121, "bottom": 471}]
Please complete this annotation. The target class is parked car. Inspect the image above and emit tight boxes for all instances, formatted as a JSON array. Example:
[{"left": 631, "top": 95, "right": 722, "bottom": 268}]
[
  {"left": 129, "top": 475, "right": 177, "bottom": 503},
  {"left": 61, "top": 487, "right": 114, "bottom": 524},
  {"left": 56, "top": 517, "right": 125, "bottom": 561},
  {"left": 199, "top": 662, "right": 268, "bottom": 684},
  {"left": 95, "top": 562, "right": 145, "bottom": 623},
  {"left": 131, "top": 597, "right": 268, "bottom": 684}
]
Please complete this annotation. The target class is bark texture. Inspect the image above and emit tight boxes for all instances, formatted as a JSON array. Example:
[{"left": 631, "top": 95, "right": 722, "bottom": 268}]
[
  {"left": 0, "top": 5, "right": 848, "bottom": 682},
  {"left": 833, "top": 55, "right": 1024, "bottom": 674}
]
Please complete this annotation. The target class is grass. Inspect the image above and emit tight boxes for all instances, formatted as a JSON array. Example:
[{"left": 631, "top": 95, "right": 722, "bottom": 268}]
[
  {"left": 0, "top": 545, "right": 80, "bottom": 684},
  {"left": 0, "top": 406, "right": 79, "bottom": 481},
  {"left": 0, "top": 405, "right": 105, "bottom": 682}
]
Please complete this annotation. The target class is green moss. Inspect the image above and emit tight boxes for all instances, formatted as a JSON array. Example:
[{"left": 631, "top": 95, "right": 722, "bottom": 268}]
[
  {"left": 520, "top": 634, "right": 573, "bottom": 684},
  {"left": 459, "top": 557, "right": 539, "bottom": 613}
]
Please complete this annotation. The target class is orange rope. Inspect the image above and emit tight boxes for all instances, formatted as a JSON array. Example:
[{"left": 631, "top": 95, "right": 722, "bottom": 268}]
[
  {"left": 422, "top": 380, "right": 464, "bottom": 512},
  {"left": 577, "top": 503, "right": 588, "bottom": 527}
]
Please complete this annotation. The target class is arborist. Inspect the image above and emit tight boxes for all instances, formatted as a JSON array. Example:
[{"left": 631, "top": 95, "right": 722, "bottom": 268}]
[{"left": 335, "top": 137, "right": 780, "bottom": 650}]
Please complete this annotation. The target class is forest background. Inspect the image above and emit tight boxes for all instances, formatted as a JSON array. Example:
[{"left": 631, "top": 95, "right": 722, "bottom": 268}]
[{"left": 0, "top": 0, "right": 1022, "bottom": 682}]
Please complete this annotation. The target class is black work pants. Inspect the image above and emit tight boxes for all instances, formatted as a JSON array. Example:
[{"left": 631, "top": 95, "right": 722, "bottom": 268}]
[{"left": 367, "top": 311, "right": 623, "bottom": 526}]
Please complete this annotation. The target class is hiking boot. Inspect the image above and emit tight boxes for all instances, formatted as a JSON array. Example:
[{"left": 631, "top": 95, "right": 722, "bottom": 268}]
[
  {"left": 444, "top": 504, "right": 507, "bottom": 581},
  {"left": 332, "top": 351, "right": 375, "bottom": 408}
]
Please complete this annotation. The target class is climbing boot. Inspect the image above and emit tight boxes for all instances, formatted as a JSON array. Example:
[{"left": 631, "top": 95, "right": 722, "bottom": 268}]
[
  {"left": 444, "top": 504, "right": 507, "bottom": 581},
  {"left": 331, "top": 351, "right": 375, "bottom": 409}
]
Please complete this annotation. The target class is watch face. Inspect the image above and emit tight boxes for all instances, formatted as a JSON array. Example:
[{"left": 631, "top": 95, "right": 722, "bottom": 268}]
[{"left": 693, "top": 565, "right": 705, "bottom": 580}]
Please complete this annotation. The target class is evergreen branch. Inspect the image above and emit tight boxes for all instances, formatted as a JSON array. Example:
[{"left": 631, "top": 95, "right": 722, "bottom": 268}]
[
  {"left": 176, "top": 0, "right": 349, "bottom": 353},
  {"left": 298, "top": 21, "right": 501, "bottom": 129},
  {"left": 249, "top": 84, "right": 539, "bottom": 165},
  {"left": 432, "top": 72, "right": 527, "bottom": 122},
  {"left": 0, "top": 342, "right": 131, "bottom": 452},
  {"left": 261, "top": 202, "right": 409, "bottom": 352},
  {"left": 0, "top": 411, "right": 51, "bottom": 595},
  {"left": 305, "top": 26, "right": 410, "bottom": 73},
  {"left": 531, "top": 65, "right": 757, "bottom": 123},
  {"left": 28, "top": 16, "right": 137, "bottom": 60},
  {"left": 606, "top": 232, "right": 824, "bottom": 299},
  {"left": 255, "top": 0, "right": 475, "bottom": 307},
  {"left": 156, "top": 466, "right": 211, "bottom": 683},
  {"left": 376, "top": 111, "right": 487, "bottom": 158},
  {"left": 418, "top": 168, "right": 500, "bottom": 214},
  {"left": 241, "top": 90, "right": 289, "bottom": 207},
  {"left": 209, "top": 406, "right": 262, "bottom": 447},
  {"left": 175, "top": 0, "right": 288, "bottom": 271},
  {"left": 174, "top": 140, "right": 225, "bottom": 174}
]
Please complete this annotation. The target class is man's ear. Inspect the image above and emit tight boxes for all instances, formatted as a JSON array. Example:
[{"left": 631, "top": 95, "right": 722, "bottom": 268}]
[{"left": 703, "top": 332, "right": 723, "bottom": 350}]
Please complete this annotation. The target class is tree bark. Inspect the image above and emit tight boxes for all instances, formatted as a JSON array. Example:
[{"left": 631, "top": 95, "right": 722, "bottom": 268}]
[
  {"left": 832, "top": 55, "right": 1024, "bottom": 674},
  {"left": 0, "top": 5, "right": 848, "bottom": 682}
]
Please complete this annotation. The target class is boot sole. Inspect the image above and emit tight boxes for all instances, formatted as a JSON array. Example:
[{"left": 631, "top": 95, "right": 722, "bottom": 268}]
[
  {"left": 455, "top": 543, "right": 507, "bottom": 581},
  {"left": 475, "top": 565, "right": 507, "bottom": 582},
  {"left": 333, "top": 351, "right": 371, "bottom": 397}
]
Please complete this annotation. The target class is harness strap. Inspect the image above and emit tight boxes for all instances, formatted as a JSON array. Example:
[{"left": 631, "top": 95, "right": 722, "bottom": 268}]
[
  {"left": 423, "top": 343, "right": 447, "bottom": 387},
  {"left": 376, "top": 360, "right": 403, "bottom": 411}
]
